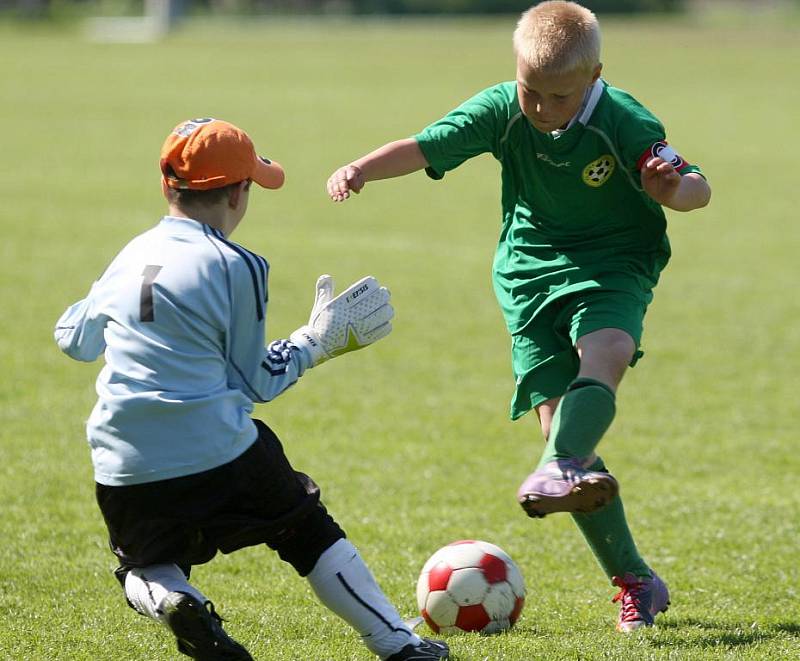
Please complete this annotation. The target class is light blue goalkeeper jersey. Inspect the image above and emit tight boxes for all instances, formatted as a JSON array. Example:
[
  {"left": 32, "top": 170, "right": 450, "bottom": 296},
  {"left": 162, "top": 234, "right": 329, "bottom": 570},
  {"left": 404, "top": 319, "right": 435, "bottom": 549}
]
[{"left": 55, "top": 216, "right": 311, "bottom": 486}]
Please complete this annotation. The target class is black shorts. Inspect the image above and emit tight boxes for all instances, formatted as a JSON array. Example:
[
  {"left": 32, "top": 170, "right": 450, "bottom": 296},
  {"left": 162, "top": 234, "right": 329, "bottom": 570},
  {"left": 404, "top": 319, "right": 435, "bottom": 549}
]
[{"left": 96, "top": 419, "right": 345, "bottom": 579}]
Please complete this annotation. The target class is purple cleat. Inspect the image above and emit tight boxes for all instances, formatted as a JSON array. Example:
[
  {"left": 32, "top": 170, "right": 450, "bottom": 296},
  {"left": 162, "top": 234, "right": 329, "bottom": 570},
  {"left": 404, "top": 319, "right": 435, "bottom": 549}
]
[
  {"left": 516, "top": 458, "right": 619, "bottom": 518},
  {"left": 612, "top": 572, "right": 670, "bottom": 632}
]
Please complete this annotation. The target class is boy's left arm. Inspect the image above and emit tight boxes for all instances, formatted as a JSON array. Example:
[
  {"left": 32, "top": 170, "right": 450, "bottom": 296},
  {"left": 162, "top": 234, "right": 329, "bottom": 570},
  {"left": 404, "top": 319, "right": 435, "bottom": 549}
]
[
  {"left": 227, "top": 273, "right": 394, "bottom": 404},
  {"left": 641, "top": 156, "right": 711, "bottom": 212}
]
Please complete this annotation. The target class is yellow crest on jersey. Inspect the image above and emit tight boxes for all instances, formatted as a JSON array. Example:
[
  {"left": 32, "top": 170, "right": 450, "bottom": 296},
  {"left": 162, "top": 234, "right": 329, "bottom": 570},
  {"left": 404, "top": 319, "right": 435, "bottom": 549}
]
[{"left": 582, "top": 154, "right": 615, "bottom": 187}]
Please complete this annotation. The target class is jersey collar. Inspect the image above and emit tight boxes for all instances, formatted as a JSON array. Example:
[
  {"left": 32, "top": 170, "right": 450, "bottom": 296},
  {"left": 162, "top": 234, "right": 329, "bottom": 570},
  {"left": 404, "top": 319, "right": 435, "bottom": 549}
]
[
  {"left": 550, "top": 78, "right": 605, "bottom": 137},
  {"left": 160, "top": 215, "right": 209, "bottom": 233}
]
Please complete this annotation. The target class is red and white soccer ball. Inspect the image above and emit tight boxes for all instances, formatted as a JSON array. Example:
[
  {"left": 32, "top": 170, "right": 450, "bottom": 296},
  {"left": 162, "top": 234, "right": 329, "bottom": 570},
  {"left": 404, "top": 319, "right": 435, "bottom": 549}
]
[{"left": 416, "top": 540, "right": 526, "bottom": 635}]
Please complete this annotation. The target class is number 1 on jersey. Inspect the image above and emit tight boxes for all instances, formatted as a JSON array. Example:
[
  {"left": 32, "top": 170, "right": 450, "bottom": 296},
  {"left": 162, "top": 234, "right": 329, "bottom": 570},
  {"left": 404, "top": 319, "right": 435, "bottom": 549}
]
[{"left": 140, "top": 265, "right": 163, "bottom": 322}]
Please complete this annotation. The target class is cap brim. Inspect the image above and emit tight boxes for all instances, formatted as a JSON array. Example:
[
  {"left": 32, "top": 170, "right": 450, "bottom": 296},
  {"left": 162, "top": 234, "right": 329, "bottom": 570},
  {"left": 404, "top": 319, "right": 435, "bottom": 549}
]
[{"left": 252, "top": 157, "right": 285, "bottom": 190}]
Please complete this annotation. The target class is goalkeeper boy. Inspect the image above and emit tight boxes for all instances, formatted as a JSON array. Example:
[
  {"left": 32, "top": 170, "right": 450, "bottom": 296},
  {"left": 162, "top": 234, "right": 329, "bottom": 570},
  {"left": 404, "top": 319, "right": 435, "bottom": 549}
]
[
  {"left": 326, "top": 1, "right": 711, "bottom": 632},
  {"left": 54, "top": 118, "right": 448, "bottom": 661}
]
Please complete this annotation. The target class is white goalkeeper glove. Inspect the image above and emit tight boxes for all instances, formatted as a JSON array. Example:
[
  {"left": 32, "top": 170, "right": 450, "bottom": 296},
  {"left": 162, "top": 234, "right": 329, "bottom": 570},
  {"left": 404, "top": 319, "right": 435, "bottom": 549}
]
[{"left": 289, "top": 274, "right": 394, "bottom": 367}]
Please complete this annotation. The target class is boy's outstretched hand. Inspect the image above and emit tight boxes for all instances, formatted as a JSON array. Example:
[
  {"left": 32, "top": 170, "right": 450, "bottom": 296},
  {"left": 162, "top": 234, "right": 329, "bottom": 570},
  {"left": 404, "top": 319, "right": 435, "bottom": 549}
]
[
  {"left": 326, "top": 139, "right": 429, "bottom": 201},
  {"left": 327, "top": 165, "right": 365, "bottom": 201}
]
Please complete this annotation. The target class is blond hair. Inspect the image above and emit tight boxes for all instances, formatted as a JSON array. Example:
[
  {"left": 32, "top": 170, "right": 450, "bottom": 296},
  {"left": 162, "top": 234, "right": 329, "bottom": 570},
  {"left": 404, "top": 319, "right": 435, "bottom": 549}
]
[{"left": 513, "top": 1, "right": 601, "bottom": 75}]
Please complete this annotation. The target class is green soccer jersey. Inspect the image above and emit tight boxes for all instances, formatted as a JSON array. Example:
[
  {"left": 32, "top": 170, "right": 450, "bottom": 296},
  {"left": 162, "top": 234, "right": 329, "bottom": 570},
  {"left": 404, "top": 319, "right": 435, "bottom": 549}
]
[{"left": 415, "top": 79, "right": 703, "bottom": 334}]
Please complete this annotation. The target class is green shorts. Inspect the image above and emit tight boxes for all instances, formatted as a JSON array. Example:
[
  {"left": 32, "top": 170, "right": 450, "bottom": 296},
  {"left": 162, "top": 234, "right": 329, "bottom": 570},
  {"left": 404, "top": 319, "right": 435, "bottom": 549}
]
[{"left": 510, "top": 289, "right": 649, "bottom": 420}]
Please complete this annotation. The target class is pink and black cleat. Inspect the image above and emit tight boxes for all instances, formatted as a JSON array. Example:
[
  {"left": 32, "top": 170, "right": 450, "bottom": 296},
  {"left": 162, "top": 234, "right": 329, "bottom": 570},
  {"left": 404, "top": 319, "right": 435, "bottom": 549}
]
[
  {"left": 612, "top": 572, "right": 670, "bottom": 632},
  {"left": 516, "top": 458, "right": 619, "bottom": 518}
]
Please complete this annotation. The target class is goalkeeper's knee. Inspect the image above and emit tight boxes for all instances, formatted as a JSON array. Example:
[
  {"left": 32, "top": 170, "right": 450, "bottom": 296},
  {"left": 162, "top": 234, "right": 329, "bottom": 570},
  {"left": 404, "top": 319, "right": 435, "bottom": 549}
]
[{"left": 269, "top": 504, "right": 346, "bottom": 577}]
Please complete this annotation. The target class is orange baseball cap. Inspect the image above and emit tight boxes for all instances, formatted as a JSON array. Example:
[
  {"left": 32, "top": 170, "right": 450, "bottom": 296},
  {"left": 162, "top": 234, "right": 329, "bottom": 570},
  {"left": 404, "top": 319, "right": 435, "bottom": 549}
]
[{"left": 160, "top": 118, "right": 285, "bottom": 191}]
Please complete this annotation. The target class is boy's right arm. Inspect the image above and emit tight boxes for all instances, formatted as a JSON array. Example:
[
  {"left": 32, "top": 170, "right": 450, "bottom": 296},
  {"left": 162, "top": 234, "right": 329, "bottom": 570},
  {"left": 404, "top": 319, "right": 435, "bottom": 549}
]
[
  {"left": 54, "top": 284, "right": 108, "bottom": 362},
  {"left": 327, "top": 138, "right": 429, "bottom": 201}
]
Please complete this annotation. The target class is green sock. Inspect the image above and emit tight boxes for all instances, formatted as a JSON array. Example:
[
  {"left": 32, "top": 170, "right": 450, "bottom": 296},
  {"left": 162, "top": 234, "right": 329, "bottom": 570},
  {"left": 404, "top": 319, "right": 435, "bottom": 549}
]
[
  {"left": 537, "top": 377, "right": 616, "bottom": 469},
  {"left": 571, "top": 457, "right": 650, "bottom": 580}
]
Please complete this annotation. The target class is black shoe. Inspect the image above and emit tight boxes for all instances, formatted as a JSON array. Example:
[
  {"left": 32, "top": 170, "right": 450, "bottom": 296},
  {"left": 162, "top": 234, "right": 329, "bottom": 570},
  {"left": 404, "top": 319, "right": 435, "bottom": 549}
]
[
  {"left": 385, "top": 638, "right": 449, "bottom": 660},
  {"left": 160, "top": 591, "right": 254, "bottom": 661}
]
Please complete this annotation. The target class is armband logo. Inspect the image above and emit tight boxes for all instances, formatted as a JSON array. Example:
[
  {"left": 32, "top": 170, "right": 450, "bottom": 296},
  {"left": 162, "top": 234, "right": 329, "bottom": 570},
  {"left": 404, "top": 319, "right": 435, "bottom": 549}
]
[
  {"left": 650, "top": 141, "right": 685, "bottom": 169},
  {"left": 582, "top": 154, "right": 616, "bottom": 188}
]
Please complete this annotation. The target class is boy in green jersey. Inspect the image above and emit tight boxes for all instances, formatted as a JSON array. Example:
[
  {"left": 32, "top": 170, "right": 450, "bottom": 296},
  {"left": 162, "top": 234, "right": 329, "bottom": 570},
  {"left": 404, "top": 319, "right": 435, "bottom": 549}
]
[{"left": 326, "top": 1, "right": 710, "bottom": 632}]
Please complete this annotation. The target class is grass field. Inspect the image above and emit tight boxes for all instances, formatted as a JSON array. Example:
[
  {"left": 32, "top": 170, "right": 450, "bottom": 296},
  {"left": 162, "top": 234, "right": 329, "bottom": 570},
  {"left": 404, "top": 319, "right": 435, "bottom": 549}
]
[{"left": 1, "top": 8, "right": 799, "bottom": 661}]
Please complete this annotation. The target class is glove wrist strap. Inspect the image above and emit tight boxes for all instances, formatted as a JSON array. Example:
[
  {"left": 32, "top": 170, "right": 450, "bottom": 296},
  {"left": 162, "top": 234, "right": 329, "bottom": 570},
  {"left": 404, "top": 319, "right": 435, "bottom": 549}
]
[{"left": 289, "top": 326, "right": 329, "bottom": 366}]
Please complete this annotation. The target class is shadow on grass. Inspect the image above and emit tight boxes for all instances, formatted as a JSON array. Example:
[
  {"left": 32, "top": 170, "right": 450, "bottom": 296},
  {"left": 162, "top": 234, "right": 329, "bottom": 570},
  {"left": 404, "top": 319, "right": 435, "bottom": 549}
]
[
  {"left": 652, "top": 617, "right": 800, "bottom": 649},
  {"left": 772, "top": 622, "right": 800, "bottom": 635}
]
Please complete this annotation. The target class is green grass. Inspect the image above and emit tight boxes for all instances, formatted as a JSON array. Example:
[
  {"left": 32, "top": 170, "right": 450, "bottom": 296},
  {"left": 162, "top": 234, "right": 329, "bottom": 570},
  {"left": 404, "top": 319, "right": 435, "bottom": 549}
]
[{"left": 2, "top": 11, "right": 800, "bottom": 661}]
